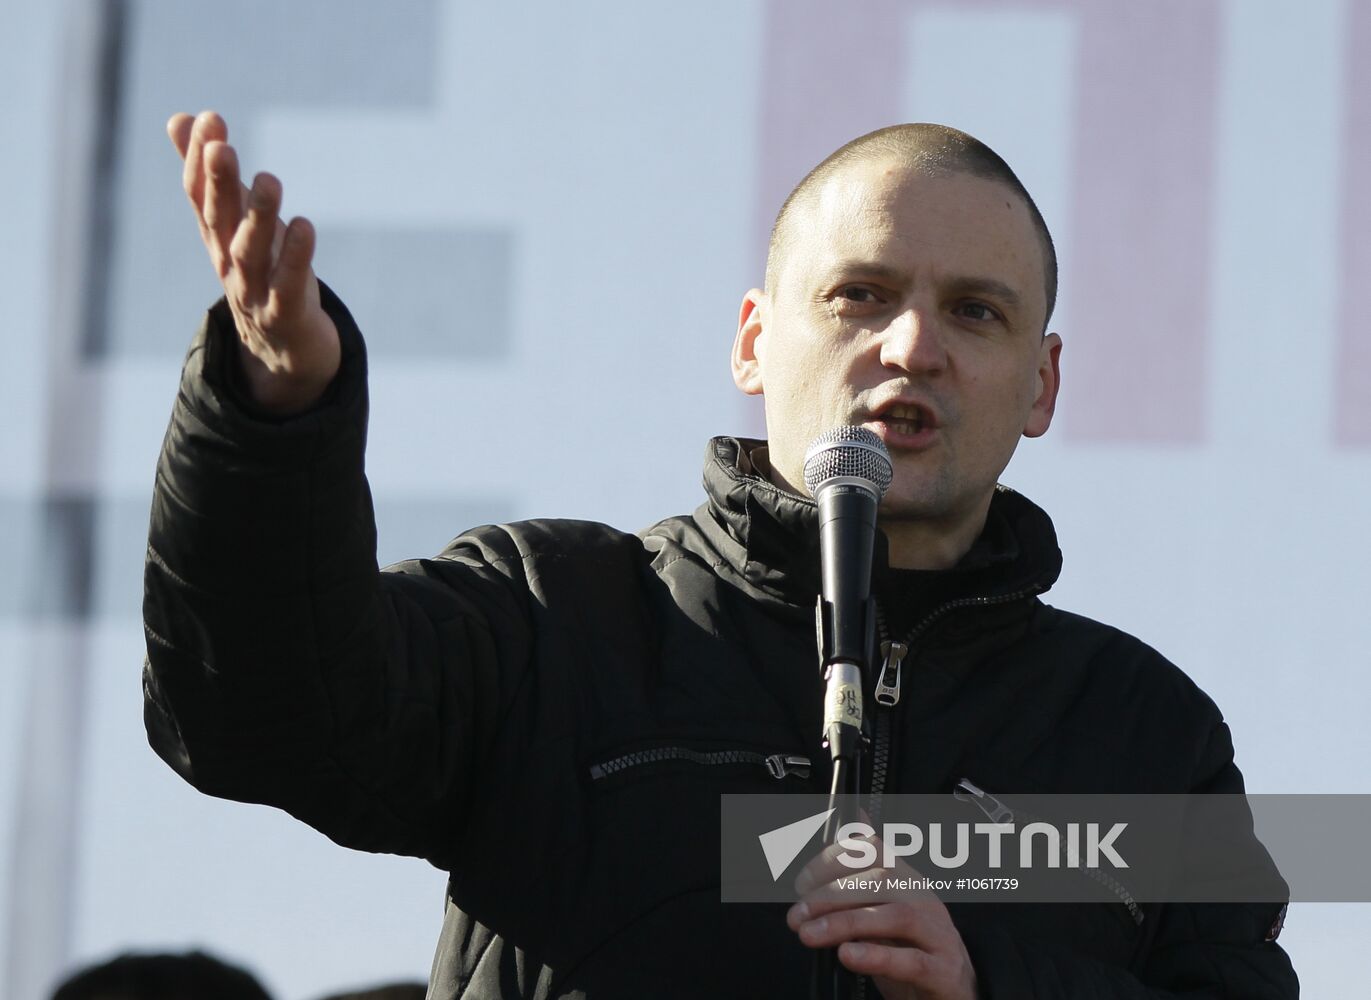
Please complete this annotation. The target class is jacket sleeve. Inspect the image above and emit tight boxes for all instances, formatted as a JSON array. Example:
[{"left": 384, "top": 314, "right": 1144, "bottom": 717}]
[
  {"left": 142, "top": 285, "right": 532, "bottom": 868},
  {"left": 961, "top": 721, "right": 1298, "bottom": 998}
]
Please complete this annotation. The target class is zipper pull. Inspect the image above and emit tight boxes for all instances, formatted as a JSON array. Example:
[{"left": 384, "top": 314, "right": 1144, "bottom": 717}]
[
  {"left": 953, "top": 778, "right": 1015, "bottom": 824},
  {"left": 874, "top": 640, "right": 908, "bottom": 707},
  {"left": 766, "top": 754, "right": 812, "bottom": 780}
]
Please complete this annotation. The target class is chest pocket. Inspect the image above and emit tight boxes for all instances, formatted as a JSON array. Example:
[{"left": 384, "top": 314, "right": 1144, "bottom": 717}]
[{"left": 578, "top": 739, "right": 811, "bottom": 914}]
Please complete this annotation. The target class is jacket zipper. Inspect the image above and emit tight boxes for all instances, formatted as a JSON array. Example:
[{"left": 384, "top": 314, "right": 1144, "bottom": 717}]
[
  {"left": 589, "top": 747, "right": 811, "bottom": 781},
  {"left": 861, "top": 586, "right": 1043, "bottom": 1000},
  {"left": 867, "top": 586, "right": 1043, "bottom": 826},
  {"left": 953, "top": 777, "right": 1144, "bottom": 927}
]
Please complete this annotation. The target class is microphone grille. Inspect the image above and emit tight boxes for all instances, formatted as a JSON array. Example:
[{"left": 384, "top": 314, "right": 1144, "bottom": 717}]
[{"left": 802, "top": 426, "right": 894, "bottom": 500}]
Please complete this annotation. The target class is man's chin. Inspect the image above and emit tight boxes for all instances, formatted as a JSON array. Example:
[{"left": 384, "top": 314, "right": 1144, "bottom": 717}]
[{"left": 876, "top": 494, "right": 950, "bottom": 522}]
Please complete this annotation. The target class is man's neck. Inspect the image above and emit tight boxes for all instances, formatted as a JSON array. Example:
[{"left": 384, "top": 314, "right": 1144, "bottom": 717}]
[{"left": 879, "top": 502, "right": 991, "bottom": 571}]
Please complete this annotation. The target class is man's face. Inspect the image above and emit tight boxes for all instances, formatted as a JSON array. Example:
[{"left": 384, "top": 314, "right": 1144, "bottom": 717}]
[{"left": 733, "top": 160, "right": 1061, "bottom": 532}]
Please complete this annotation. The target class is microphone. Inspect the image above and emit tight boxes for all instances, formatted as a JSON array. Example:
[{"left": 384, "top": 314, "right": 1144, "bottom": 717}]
[
  {"left": 803, "top": 427, "right": 893, "bottom": 1000},
  {"left": 803, "top": 427, "right": 893, "bottom": 767}
]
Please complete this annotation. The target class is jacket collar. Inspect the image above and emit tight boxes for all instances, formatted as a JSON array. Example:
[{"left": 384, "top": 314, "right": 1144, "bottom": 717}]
[{"left": 697, "top": 436, "right": 1063, "bottom": 607}]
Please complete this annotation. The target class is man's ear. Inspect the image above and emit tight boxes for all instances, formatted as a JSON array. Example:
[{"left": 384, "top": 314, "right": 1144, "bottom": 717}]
[
  {"left": 1023, "top": 332, "right": 1062, "bottom": 438},
  {"left": 732, "top": 289, "right": 767, "bottom": 395}
]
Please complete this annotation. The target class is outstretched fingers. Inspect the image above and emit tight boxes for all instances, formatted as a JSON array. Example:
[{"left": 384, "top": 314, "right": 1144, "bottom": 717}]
[
  {"left": 174, "top": 111, "right": 256, "bottom": 277},
  {"left": 164, "top": 109, "right": 340, "bottom": 413}
]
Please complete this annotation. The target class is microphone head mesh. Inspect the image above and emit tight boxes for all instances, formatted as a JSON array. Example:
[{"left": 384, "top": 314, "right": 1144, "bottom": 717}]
[{"left": 802, "top": 426, "right": 894, "bottom": 500}]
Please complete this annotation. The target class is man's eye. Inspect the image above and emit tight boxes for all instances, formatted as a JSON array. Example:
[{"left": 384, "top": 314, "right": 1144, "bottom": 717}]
[
  {"left": 836, "top": 286, "right": 880, "bottom": 304},
  {"left": 955, "top": 302, "right": 1000, "bottom": 322}
]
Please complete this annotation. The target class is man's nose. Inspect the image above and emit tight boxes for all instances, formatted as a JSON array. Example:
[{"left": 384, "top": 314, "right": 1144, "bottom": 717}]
[{"left": 879, "top": 306, "right": 948, "bottom": 375}]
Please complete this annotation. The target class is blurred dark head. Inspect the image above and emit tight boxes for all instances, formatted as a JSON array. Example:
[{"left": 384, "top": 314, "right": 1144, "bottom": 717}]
[{"left": 50, "top": 950, "right": 272, "bottom": 1000}]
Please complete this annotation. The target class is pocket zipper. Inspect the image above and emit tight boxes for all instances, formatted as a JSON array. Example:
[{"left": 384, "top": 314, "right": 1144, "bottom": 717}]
[
  {"left": 589, "top": 748, "right": 811, "bottom": 781},
  {"left": 953, "top": 778, "right": 1144, "bottom": 927}
]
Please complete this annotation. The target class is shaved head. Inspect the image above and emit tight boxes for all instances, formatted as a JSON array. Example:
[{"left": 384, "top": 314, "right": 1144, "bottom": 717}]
[{"left": 765, "top": 124, "right": 1058, "bottom": 330}]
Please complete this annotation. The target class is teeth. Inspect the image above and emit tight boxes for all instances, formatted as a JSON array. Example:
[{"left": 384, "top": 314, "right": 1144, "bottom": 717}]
[{"left": 881, "top": 404, "right": 928, "bottom": 433}]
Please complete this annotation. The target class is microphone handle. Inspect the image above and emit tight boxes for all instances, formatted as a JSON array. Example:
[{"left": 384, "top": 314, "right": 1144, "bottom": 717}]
[{"left": 816, "top": 485, "right": 879, "bottom": 665}]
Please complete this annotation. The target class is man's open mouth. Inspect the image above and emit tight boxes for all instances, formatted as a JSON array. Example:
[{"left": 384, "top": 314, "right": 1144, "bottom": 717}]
[{"left": 873, "top": 403, "right": 937, "bottom": 436}]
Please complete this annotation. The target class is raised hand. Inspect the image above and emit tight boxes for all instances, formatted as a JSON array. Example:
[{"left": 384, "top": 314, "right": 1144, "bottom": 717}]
[{"left": 168, "top": 111, "right": 341, "bottom": 415}]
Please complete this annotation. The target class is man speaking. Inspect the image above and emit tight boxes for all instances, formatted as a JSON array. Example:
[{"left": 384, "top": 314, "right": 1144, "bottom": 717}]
[{"left": 143, "top": 111, "right": 1297, "bottom": 998}]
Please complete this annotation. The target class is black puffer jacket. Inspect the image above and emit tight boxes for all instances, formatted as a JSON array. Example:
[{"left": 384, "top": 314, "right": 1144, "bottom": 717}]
[{"left": 143, "top": 290, "right": 1297, "bottom": 998}]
